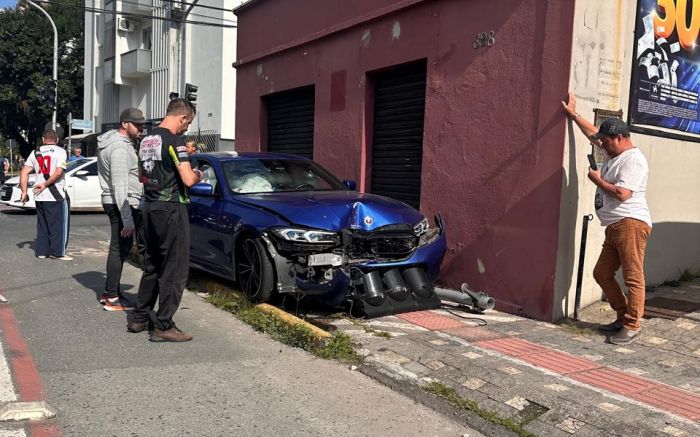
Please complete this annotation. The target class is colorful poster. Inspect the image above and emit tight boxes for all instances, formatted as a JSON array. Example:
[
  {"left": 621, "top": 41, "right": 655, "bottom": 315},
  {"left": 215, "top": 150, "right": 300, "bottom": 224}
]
[{"left": 630, "top": 0, "right": 700, "bottom": 137}]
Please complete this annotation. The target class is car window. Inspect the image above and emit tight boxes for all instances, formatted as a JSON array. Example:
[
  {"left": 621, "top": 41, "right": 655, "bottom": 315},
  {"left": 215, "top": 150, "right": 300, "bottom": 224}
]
[
  {"left": 83, "top": 162, "right": 98, "bottom": 176},
  {"left": 193, "top": 159, "right": 218, "bottom": 193},
  {"left": 223, "top": 159, "right": 346, "bottom": 194}
]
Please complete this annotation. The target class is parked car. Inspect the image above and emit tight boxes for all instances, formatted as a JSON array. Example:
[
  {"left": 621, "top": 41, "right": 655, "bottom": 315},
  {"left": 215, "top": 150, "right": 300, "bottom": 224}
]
[
  {"left": 188, "top": 152, "right": 446, "bottom": 317},
  {"left": 0, "top": 157, "right": 102, "bottom": 212}
]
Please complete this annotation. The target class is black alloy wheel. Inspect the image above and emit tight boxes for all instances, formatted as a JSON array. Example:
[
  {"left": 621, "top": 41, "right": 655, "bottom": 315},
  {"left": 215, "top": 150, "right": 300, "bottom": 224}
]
[{"left": 237, "top": 237, "right": 274, "bottom": 302}]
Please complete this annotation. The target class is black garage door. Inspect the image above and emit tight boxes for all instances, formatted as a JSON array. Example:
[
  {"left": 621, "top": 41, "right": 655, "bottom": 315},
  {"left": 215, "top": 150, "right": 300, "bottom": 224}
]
[
  {"left": 370, "top": 61, "right": 427, "bottom": 209},
  {"left": 264, "top": 86, "right": 315, "bottom": 159}
]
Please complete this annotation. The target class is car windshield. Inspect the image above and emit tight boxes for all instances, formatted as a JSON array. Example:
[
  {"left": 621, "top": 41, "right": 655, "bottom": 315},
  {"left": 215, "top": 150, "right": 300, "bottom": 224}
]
[{"left": 222, "top": 158, "right": 347, "bottom": 194}]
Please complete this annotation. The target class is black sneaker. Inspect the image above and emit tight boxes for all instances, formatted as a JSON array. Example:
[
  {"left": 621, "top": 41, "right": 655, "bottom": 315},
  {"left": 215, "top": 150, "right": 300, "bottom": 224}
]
[
  {"left": 99, "top": 292, "right": 109, "bottom": 304},
  {"left": 598, "top": 320, "right": 623, "bottom": 332},
  {"left": 610, "top": 327, "right": 641, "bottom": 345}
]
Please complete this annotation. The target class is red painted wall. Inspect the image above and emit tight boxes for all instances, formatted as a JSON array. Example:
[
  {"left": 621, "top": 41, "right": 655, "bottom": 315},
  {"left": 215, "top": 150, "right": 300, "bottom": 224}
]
[{"left": 234, "top": 0, "right": 575, "bottom": 320}]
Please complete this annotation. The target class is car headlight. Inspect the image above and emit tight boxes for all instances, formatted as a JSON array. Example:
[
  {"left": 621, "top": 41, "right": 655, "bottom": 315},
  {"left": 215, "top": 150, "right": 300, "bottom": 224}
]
[
  {"left": 414, "top": 218, "right": 441, "bottom": 247},
  {"left": 273, "top": 228, "right": 338, "bottom": 244}
]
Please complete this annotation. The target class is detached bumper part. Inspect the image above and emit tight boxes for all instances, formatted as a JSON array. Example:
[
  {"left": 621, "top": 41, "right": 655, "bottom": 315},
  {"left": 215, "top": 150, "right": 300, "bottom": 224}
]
[{"left": 357, "top": 266, "right": 441, "bottom": 318}]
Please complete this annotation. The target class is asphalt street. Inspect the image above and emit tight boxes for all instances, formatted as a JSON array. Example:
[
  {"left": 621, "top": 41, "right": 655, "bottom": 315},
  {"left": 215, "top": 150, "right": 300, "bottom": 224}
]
[{"left": 0, "top": 205, "right": 476, "bottom": 436}]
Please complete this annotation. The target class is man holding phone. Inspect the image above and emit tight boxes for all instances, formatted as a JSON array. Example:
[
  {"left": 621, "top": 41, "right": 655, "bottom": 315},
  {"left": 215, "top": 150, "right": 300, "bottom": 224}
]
[{"left": 562, "top": 92, "right": 652, "bottom": 345}]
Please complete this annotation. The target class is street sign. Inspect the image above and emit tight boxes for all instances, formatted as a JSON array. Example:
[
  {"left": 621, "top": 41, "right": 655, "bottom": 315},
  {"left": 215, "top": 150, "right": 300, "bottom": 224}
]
[
  {"left": 4, "top": 139, "right": 17, "bottom": 150},
  {"left": 71, "top": 119, "right": 94, "bottom": 131}
]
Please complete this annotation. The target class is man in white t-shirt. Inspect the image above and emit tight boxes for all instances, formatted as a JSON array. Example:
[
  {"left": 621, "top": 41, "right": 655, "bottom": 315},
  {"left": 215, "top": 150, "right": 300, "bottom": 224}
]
[
  {"left": 19, "top": 128, "right": 72, "bottom": 261},
  {"left": 562, "top": 92, "right": 652, "bottom": 345}
]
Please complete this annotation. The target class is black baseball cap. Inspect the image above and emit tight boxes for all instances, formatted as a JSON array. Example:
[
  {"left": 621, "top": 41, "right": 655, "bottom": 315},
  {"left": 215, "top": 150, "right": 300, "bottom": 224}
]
[
  {"left": 119, "top": 107, "right": 146, "bottom": 124},
  {"left": 591, "top": 118, "right": 630, "bottom": 139}
]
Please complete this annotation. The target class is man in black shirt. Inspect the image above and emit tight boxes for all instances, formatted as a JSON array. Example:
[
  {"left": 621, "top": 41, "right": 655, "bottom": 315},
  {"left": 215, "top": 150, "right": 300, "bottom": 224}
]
[{"left": 128, "top": 99, "right": 203, "bottom": 342}]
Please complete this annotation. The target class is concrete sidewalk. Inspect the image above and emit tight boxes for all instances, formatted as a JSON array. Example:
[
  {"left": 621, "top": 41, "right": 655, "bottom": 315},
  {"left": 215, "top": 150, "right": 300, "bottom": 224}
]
[{"left": 315, "top": 279, "right": 700, "bottom": 436}]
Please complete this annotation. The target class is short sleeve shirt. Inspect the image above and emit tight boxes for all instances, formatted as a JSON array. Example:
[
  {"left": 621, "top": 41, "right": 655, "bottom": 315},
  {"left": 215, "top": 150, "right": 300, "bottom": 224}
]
[
  {"left": 595, "top": 148, "right": 652, "bottom": 227},
  {"left": 24, "top": 145, "right": 68, "bottom": 202},
  {"left": 138, "top": 127, "right": 190, "bottom": 203}
]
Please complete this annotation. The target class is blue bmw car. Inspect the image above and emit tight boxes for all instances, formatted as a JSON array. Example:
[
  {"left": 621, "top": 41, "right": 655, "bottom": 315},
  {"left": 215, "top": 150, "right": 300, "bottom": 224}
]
[{"left": 188, "top": 152, "right": 446, "bottom": 317}]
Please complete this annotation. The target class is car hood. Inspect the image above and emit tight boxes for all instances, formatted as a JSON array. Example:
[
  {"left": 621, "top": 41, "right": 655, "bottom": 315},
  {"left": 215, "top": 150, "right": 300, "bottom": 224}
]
[
  {"left": 235, "top": 191, "right": 424, "bottom": 231},
  {"left": 2, "top": 174, "right": 37, "bottom": 186}
]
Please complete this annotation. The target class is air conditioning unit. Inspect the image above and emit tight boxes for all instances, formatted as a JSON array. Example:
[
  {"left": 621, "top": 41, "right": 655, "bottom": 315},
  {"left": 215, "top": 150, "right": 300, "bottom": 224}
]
[{"left": 117, "top": 17, "right": 133, "bottom": 32}]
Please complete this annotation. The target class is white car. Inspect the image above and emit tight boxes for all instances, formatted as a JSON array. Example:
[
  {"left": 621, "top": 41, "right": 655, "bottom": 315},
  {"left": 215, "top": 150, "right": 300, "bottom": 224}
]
[{"left": 0, "top": 158, "right": 102, "bottom": 211}]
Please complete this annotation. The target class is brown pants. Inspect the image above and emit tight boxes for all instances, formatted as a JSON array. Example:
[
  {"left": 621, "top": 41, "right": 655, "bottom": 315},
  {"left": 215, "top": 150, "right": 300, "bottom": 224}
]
[{"left": 593, "top": 218, "right": 652, "bottom": 330}]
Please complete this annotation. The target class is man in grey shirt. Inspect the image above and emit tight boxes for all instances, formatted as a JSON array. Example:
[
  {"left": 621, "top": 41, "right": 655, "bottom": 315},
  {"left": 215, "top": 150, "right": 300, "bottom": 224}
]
[{"left": 97, "top": 107, "right": 146, "bottom": 311}]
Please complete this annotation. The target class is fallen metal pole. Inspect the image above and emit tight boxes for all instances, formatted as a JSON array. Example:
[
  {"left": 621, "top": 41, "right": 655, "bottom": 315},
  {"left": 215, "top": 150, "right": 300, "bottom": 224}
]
[
  {"left": 434, "top": 284, "right": 495, "bottom": 312},
  {"left": 574, "top": 214, "right": 594, "bottom": 320}
]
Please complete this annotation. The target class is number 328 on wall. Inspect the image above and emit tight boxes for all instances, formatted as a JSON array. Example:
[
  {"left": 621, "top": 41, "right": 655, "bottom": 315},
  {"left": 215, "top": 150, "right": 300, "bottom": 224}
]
[{"left": 473, "top": 31, "right": 495, "bottom": 49}]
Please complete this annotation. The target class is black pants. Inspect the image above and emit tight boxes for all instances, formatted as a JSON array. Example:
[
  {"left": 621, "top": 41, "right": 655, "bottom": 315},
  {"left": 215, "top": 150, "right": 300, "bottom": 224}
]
[
  {"left": 103, "top": 203, "right": 142, "bottom": 297},
  {"left": 132, "top": 201, "right": 190, "bottom": 331},
  {"left": 35, "top": 200, "right": 69, "bottom": 257}
]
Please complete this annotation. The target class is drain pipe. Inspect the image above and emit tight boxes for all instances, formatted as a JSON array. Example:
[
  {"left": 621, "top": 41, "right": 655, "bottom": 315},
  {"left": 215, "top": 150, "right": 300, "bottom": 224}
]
[{"left": 574, "top": 214, "right": 594, "bottom": 320}]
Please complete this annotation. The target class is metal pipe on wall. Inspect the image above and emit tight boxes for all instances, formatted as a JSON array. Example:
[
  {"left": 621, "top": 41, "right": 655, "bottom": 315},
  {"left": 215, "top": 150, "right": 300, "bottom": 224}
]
[{"left": 574, "top": 214, "right": 594, "bottom": 320}]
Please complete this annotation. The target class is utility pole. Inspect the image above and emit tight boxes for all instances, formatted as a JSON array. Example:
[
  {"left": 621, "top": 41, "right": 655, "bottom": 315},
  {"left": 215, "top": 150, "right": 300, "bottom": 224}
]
[{"left": 26, "top": 0, "right": 58, "bottom": 130}]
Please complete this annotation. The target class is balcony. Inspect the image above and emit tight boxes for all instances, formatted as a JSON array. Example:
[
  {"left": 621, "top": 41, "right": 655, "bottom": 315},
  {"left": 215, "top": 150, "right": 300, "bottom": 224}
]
[
  {"left": 121, "top": 49, "right": 151, "bottom": 78},
  {"left": 121, "top": 0, "right": 153, "bottom": 13}
]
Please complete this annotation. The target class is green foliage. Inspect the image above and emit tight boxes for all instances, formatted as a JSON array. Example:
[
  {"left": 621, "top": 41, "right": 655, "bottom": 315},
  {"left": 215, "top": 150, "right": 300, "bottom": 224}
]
[
  {"left": 205, "top": 289, "right": 363, "bottom": 364},
  {"left": 0, "top": 1, "right": 84, "bottom": 156},
  {"left": 423, "top": 382, "right": 538, "bottom": 437}
]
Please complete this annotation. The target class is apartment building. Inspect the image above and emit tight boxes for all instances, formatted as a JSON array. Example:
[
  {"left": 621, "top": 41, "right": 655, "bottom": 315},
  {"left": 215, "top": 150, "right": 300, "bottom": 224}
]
[{"left": 83, "top": 0, "right": 242, "bottom": 149}]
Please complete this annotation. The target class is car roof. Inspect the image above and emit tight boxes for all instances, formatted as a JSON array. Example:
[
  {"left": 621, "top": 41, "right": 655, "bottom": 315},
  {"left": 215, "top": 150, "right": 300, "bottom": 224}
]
[{"left": 193, "top": 151, "right": 310, "bottom": 162}]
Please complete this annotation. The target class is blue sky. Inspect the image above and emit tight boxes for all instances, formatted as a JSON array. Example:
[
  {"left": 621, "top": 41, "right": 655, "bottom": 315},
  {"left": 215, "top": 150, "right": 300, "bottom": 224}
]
[{"left": 0, "top": 0, "right": 17, "bottom": 9}]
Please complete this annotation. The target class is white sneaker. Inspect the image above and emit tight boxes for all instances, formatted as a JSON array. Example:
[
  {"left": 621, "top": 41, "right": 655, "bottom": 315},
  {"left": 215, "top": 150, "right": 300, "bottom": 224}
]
[
  {"left": 37, "top": 255, "right": 47, "bottom": 259},
  {"left": 50, "top": 255, "right": 74, "bottom": 261}
]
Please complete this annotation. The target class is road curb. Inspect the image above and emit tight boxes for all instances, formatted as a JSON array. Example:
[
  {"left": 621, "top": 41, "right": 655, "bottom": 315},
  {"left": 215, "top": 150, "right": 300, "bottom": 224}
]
[{"left": 187, "top": 275, "right": 333, "bottom": 344}]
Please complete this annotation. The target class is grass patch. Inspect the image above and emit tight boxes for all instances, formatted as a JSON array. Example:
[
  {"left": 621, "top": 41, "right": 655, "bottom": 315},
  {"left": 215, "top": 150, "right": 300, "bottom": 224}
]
[
  {"left": 558, "top": 322, "right": 595, "bottom": 336},
  {"left": 206, "top": 288, "right": 363, "bottom": 364},
  {"left": 423, "top": 382, "right": 537, "bottom": 437},
  {"left": 345, "top": 317, "right": 392, "bottom": 339}
]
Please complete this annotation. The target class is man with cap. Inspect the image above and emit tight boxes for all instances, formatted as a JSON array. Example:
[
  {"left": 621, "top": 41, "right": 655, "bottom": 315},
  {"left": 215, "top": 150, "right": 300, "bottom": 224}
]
[
  {"left": 97, "top": 107, "right": 146, "bottom": 311},
  {"left": 562, "top": 92, "right": 652, "bottom": 345}
]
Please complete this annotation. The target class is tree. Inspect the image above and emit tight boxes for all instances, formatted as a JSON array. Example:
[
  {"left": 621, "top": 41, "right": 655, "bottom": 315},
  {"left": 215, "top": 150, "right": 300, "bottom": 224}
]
[{"left": 0, "top": 1, "right": 84, "bottom": 158}]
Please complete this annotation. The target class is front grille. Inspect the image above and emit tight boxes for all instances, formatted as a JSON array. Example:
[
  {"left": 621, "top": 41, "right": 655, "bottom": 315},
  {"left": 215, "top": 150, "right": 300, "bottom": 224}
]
[{"left": 344, "top": 226, "right": 418, "bottom": 259}]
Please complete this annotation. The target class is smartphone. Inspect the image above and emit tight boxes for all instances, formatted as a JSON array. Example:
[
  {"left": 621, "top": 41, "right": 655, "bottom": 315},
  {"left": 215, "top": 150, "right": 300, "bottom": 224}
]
[{"left": 587, "top": 154, "right": 598, "bottom": 171}]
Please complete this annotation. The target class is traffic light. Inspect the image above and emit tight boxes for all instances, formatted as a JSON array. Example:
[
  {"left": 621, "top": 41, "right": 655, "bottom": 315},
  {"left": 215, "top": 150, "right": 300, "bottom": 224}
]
[
  {"left": 37, "top": 80, "right": 57, "bottom": 109},
  {"left": 45, "top": 79, "right": 57, "bottom": 107},
  {"left": 185, "top": 83, "right": 198, "bottom": 106}
]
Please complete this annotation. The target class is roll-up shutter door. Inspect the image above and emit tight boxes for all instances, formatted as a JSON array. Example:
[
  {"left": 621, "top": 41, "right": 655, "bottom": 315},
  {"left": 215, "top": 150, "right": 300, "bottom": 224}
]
[
  {"left": 264, "top": 86, "right": 315, "bottom": 159},
  {"left": 370, "top": 61, "right": 427, "bottom": 209}
]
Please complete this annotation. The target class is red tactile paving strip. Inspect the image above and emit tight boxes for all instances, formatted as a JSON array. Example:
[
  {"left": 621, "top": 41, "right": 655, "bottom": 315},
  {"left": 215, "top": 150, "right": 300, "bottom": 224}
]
[
  {"left": 629, "top": 386, "right": 700, "bottom": 421},
  {"left": 569, "top": 368, "right": 657, "bottom": 395},
  {"left": 519, "top": 351, "right": 601, "bottom": 374},
  {"left": 474, "top": 337, "right": 551, "bottom": 356},
  {"left": 396, "top": 311, "right": 464, "bottom": 330}
]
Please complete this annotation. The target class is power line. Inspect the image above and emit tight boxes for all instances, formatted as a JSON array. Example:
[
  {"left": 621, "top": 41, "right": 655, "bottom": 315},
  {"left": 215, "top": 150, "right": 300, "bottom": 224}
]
[
  {"left": 107, "top": 0, "right": 237, "bottom": 23},
  {"left": 159, "top": 0, "right": 236, "bottom": 14},
  {"left": 32, "top": 0, "right": 237, "bottom": 28}
]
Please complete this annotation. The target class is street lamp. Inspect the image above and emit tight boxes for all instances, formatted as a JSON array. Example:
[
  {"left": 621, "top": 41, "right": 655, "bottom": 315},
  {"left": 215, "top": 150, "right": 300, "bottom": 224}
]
[{"left": 26, "top": 0, "right": 58, "bottom": 130}]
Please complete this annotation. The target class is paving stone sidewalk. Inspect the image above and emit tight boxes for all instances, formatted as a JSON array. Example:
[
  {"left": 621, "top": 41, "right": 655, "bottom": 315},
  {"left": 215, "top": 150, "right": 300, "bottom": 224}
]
[{"left": 316, "top": 278, "right": 700, "bottom": 437}]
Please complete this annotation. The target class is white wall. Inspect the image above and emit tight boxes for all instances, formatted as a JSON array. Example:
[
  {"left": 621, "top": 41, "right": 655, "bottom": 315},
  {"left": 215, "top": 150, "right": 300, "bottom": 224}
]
[{"left": 553, "top": 0, "right": 700, "bottom": 320}]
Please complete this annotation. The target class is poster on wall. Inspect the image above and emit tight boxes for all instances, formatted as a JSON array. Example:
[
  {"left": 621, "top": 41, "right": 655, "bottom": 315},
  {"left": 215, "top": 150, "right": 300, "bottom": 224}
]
[{"left": 630, "top": 0, "right": 700, "bottom": 140}]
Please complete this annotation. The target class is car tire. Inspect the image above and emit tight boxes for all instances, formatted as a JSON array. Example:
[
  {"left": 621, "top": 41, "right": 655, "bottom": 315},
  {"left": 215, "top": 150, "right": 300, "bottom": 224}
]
[{"left": 237, "top": 237, "right": 275, "bottom": 302}]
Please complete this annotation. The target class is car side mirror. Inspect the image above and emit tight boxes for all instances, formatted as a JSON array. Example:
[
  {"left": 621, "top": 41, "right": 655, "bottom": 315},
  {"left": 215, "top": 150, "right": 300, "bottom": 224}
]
[
  {"left": 73, "top": 170, "right": 89, "bottom": 177},
  {"left": 191, "top": 182, "right": 214, "bottom": 197},
  {"left": 342, "top": 179, "right": 357, "bottom": 191}
]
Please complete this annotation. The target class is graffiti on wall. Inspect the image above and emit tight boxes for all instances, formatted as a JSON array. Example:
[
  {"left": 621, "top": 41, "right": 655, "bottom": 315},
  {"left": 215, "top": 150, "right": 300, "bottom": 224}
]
[{"left": 630, "top": 0, "right": 700, "bottom": 138}]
